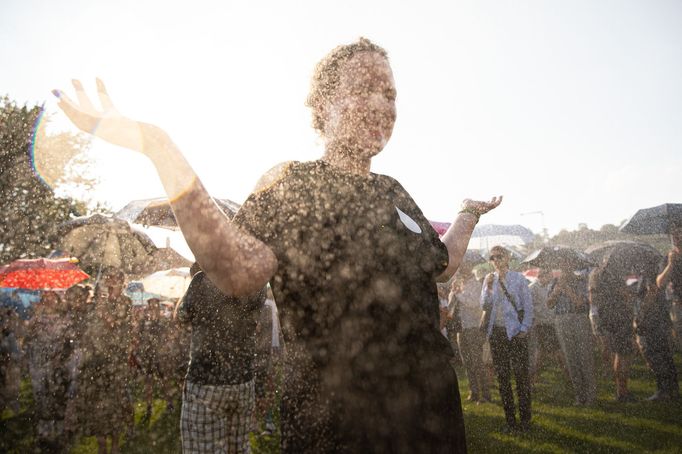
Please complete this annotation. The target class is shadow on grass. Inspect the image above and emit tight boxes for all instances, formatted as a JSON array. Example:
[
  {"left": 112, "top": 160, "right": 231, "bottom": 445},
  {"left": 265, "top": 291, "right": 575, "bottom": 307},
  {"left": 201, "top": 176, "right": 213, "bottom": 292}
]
[{"left": 460, "top": 353, "right": 682, "bottom": 454}]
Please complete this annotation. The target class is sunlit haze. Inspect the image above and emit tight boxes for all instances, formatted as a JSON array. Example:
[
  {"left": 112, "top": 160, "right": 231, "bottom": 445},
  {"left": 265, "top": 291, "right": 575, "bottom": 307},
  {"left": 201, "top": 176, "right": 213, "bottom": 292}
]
[{"left": 2, "top": 0, "right": 680, "bottom": 235}]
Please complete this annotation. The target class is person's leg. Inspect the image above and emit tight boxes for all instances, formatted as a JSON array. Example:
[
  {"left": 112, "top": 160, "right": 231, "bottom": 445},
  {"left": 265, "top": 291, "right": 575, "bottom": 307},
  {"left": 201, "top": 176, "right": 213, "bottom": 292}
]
[
  {"left": 575, "top": 315, "right": 597, "bottom": 404},
  {"left": 489, "top": 327, "right": 515, "bottom": 428},
  {"left": 181, "top": 381, "right": 228, "bottom": 453},
  {"left": 457, "top": 329, "right": 479, "bottom": 400},
  {"left": 96, "top": 436, "right": 107, "bottom": 454},
  {"left": 471, "top": 329, "right": 491, "bottom": 401},
  {"left": 143, "top": 375, "right": 153, "bottom": 421},
  {"left": 555, "top": 315, "right": 582, "bottom": 403},
  {"left": 227, "top": 380, "right": 256, "bottom": 454},
  {"left": 528, "top": 326, "right": 539, "bottom": 383},
  {"left": 110, "top": 433, "right": 119, "bottom": 454},
  {"left": 614, "top": 353, "right": 630, "bottom": 398},
  {"left": 510, "top": 334, "right": 531, "bottom": 428},
  {"left": 643, "top": 331, "right": 680, "bottom": 399}
]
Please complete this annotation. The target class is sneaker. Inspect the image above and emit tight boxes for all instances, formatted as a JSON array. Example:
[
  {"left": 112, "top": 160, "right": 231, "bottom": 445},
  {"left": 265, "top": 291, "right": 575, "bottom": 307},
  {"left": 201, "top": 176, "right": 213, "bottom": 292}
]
[
  {"left": 646, "top": 391, "right": 670, "bottom": 402},
  {"left": 260, "top": 421, "right": 276, "bottom": 436}
]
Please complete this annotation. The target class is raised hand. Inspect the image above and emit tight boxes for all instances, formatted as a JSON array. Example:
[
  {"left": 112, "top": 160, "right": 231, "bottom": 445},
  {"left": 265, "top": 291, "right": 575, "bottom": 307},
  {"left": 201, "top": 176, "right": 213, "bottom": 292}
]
[
  {"left": 52, "top": 79, "right": 156, "bottom": 154},
  {"left": 461, "top": 196, "right": 503, "bottom": 217}
]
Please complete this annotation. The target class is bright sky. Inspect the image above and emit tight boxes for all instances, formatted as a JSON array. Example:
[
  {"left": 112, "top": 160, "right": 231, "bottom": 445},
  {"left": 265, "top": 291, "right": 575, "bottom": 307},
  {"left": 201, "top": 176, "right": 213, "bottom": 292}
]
[{"left": 2, "top": 0, "right": 680, "bottom": 236}]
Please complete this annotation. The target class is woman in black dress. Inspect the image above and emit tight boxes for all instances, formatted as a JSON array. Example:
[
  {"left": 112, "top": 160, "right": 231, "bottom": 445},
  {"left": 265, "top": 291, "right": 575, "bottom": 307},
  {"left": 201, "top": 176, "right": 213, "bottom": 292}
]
[{"left": 54, "top": 38, "right": 501, "bottom": 453}]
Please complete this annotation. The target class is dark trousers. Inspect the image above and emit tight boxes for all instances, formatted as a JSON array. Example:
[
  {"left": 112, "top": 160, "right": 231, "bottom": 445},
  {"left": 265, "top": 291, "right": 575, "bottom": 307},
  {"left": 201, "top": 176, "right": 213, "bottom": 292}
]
[
  {"left": 489, "top": 326, "right": 531, "bottom": 426},
  {"left": 639, "top": 330, "right": 680, "bottom": 396},
  {"left": 457, "top": 328, "right": 490, "bottom": 400}
]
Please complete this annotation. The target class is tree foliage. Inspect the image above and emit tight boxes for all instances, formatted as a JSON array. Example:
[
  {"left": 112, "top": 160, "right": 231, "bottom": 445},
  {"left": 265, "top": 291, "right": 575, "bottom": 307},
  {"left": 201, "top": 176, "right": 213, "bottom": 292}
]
[{"left": 0, "top": 96, "right": 87, "bottom": 262}]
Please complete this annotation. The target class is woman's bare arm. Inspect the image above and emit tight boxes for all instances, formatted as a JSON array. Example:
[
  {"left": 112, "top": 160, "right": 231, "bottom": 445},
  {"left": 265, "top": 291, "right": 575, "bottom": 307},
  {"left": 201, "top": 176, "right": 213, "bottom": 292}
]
[
  {"left": 437, "top": 197, "right": 502, "bottom": 282},
  {"left": 53, "top": 80, "right": 277, "bottom": 296}
]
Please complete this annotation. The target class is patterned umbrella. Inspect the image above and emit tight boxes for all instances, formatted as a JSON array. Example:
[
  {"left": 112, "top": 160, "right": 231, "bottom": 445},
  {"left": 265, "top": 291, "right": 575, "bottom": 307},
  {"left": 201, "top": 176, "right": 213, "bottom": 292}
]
[
  {"left": 0, "top": 258, "right": 89, "bottom": 290},
  {"left": 55, "top": 213, "right": 157, "bottom": 275}
]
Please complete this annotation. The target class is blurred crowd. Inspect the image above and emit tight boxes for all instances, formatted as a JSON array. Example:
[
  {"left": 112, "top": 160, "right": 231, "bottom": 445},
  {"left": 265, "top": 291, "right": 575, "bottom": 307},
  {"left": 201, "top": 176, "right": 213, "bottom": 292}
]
[{"left": 0, "top": 266, "right": 281, "bottom": 453}]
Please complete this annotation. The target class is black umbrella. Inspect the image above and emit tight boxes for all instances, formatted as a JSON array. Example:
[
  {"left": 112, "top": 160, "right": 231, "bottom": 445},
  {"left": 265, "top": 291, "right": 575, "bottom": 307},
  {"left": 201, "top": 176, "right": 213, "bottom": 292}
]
[
  {"left": 54, "top": 214, "right": 157, "bottom": 275},
  {"left": 619, "top": 203, "right": 682, "bottom": 235},
  {"left": 116, "top": 197, "right": 240, "bottom": 228},
  {"left": 522, "top": 246, "right": 593, "bottom": 270},
  {"left": 586, "top": 241, "right": 662, "bottom": 278}
]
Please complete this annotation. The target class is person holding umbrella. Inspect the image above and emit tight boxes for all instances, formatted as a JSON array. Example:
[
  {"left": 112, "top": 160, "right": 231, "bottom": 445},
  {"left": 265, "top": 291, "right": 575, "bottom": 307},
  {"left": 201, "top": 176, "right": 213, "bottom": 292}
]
[
  {"left": 548, "top": 263, "right": 597, "bottom": 406},
  {"left": 53, "top": 38, "right": 503, "bottom": 452},
  {"left": 636, "top": 259, "right": 680, "bottom": 401},
  {"left": 656, "top": 224, "right": 682, "bottom": 352}
]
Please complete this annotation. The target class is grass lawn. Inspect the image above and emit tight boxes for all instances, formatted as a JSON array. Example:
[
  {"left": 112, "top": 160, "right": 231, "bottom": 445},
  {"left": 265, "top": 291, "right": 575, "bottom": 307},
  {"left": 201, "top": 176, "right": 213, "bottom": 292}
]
[{"left": 2, "top": 353, "right": 680, "bottom": 453}]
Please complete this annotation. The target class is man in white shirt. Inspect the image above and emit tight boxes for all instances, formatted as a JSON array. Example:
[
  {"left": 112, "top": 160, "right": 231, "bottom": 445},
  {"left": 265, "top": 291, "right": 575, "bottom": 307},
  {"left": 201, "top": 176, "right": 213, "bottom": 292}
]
[{"left": 480, "top": 246, "right": 534, "bottom": 432}]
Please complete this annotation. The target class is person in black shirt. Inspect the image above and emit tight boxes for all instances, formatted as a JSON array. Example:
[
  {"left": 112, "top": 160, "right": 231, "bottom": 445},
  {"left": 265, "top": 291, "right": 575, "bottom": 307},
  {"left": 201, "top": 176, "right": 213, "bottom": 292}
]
[
  {"left": 637, "top": 265, "right": 680, "bottom": 400},
  {"left": 177, "top": 263, "right": 265, "bottom": 453}
]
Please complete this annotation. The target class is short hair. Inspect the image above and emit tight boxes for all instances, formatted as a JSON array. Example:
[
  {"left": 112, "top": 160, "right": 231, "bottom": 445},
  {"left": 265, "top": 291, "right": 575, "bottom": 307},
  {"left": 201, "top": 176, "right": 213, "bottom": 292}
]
[
  {"left": 488, "top": 245, "right": 510, "bottom": 259},
  {"left": 306, "top": 37, "right": 388, "bottom": 135}
]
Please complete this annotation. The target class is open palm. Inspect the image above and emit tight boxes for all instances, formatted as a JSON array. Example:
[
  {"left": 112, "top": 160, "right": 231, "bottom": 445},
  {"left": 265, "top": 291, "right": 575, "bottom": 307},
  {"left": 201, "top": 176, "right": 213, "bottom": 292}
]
[{"left": 53, "top": 79, "right": 152, "bottom": 153}]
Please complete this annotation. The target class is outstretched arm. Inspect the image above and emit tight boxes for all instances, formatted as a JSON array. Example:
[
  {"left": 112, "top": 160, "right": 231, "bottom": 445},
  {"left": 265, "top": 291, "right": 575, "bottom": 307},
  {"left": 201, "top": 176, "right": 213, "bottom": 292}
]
[
  {"left": 53, "top": 80, "right": 277, "bottom": 297},
  {"left": 657, "top": 249, "right": 679, "bottom": 289},
  {"left": 436, "top": 197, "right": 502, "bottom": 282}
]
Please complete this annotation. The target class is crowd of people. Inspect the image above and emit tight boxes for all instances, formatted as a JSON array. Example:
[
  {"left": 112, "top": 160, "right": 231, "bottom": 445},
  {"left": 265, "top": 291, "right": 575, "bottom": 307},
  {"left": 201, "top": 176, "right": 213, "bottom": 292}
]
[
  {"left": 0, "top": 37, "right": 678, "bottom": 453},
  {"left": 445, "top": 235, "right": 681, "bottom": 434},
  {"left": 0, "top": 264, "right": 283, "bottom": 453}
]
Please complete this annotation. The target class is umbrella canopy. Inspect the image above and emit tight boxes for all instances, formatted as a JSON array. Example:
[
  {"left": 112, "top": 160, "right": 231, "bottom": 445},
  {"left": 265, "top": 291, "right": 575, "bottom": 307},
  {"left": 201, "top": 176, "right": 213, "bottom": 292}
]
[
  {"left": 55, "top": 214, "right": 157, "bottom": 275},
  {"left": 148, "top": 247, "right": 192, "bottom": 271},
  {"left": 141, "top": 267, "right": 192, "bottom": 299},
  {"left": 619, "top": 203, "right": 682, "bottom": 235},
  {"left": 116, "top": 197, "right": 240, "bottom": 228},
  {"left": 522, "top": 246, "right": 593, "bottom": 270},
  {"left": 429, "top": 221, "right": 451, "bottom": 237},
  {"left": 462, "top": 250, "right": 486, "bottom": 266},
  {"left": 0, "top": 258, "right": 89, "bottom": 290},
  {"left": 585, "top": 241, "right": 662, "bottom": 267},
  {"left": 586, "top": 241, "right": 663, "bottom": 278},
  {"left": 472, "top": 224, "right": 535, "bottom": 243},
  {"left": 125, "top": 281, "right": 166, "bottom": 306}
]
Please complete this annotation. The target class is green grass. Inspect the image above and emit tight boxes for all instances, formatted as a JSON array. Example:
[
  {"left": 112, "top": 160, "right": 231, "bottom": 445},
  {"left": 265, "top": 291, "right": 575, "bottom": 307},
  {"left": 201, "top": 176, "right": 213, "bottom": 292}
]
[{"left": 2, "top": 353, "right": 680, "bottom": 453}]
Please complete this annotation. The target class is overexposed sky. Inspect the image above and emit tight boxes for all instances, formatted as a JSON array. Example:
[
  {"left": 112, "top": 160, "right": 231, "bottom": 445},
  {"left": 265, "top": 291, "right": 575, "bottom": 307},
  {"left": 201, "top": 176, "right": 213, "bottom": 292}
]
[{"left": 2, "top": 0, "right": 680, "bottom": 235}]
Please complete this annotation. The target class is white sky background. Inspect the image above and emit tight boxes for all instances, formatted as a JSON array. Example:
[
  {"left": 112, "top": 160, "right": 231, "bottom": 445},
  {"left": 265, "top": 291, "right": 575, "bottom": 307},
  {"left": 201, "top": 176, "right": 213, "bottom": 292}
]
[{"left": 1, "top": 0, "right": 680, "bottom": 236}]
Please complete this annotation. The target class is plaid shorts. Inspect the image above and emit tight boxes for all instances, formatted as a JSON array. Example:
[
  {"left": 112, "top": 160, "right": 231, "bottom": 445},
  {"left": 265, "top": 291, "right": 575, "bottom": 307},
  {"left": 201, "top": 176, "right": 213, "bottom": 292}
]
[{"left": 181, "top": 380, "right": 255, "bottom": 454}]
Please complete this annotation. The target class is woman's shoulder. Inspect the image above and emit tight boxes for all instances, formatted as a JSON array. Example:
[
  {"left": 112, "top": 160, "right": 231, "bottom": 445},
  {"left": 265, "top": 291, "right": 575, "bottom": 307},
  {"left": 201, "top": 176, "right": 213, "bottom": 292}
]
[{"left": 251, "top": 161, "right": 299, "bottom": 193}]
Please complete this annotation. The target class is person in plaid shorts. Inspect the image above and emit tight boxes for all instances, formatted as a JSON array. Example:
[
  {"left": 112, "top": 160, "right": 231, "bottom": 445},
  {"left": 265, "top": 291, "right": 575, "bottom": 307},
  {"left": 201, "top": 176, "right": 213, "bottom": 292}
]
[{"left": 177, "top": 263, "right": 266, "bottom": 453}]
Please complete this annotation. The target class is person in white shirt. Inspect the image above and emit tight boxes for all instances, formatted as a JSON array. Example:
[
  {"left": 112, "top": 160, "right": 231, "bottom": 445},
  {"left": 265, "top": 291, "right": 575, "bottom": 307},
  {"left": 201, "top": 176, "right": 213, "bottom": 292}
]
[
  {"left": 450, "top": 266, "right": 491, "bottom": 403},
  {"left": 528, "top": 269, "right": 561, "bottom": 384},
  {"left": 480, "top": 246, "right": 534, "bottom": 432}
]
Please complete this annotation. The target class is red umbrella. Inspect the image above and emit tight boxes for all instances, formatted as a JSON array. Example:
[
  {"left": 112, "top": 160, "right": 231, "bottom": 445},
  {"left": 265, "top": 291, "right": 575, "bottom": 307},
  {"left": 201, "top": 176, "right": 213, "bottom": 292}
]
[{"left": 0, "top": 258, "right": 89, "bottom": 290}]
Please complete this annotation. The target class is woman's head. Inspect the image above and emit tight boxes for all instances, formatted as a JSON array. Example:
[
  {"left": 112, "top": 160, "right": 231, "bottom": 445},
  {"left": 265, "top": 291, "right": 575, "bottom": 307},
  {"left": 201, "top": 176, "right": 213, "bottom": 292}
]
[{"left": 307, "top": 38, "right": 396, "bottom": 159}]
